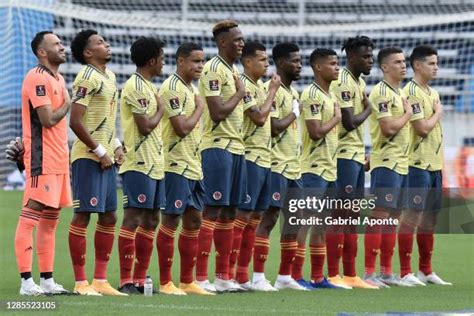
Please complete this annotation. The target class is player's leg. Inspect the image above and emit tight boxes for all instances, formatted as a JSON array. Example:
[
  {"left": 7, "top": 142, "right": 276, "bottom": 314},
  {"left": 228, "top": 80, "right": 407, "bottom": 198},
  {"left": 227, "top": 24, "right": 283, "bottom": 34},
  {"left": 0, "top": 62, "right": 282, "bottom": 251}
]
[{"left": 229, "top": 209, "right": 251, "bottom": 280}]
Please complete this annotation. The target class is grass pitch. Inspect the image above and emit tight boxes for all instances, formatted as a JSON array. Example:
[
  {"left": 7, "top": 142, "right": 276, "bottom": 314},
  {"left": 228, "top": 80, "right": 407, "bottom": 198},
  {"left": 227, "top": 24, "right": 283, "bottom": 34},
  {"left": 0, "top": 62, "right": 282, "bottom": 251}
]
[{"left": 0, "top": 190, "right": 472, "bottom": 315}]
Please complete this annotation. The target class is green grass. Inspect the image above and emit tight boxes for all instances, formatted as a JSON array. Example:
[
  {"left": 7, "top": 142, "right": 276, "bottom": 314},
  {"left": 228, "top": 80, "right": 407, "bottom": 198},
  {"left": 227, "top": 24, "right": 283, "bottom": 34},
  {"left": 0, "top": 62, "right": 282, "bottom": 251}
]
[{"left": 0, "top": 190, "right": 472, "bottom": 315}]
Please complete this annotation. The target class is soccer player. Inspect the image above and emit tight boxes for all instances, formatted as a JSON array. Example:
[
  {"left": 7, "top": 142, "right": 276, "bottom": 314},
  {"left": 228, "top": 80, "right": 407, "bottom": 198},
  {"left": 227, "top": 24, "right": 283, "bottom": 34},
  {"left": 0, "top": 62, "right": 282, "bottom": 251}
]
[
  {"left": 297, "top": 48, "right": 342, "bottom": 289},
  {"left": 156, "top": 42, "right": 214, "bottom": 296},
  {"left": 398, "top": 45, "right": 451, "bottom": 285},
  {"left": 364, "top": 47, "right": 413, "bottom": 287},
  {"left": 117, "top": 36, "right": 165, "bottom": 295},
  {"left": 252, "top": 42, "right": 306, "bottom": 291},
  {"left": 227, "top": 41, "right": 281, "bottom": 289},
  {"left": 327, "top": 36, "right": 378, "bottom": 289},
  {"left": 195, "top": 20, "right": 247, "bottom": 293},
  {"left": 68, "top": 29, "right": 125, "bottom": 296},
  {"left": 15, "top": 31, "right": 71, "bottom": 296}
]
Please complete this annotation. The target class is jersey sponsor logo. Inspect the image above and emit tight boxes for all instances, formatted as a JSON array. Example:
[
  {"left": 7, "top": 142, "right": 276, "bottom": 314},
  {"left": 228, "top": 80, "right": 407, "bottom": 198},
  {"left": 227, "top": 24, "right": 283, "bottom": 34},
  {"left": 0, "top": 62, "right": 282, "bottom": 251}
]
[
  {"left": 138, "top": 194, "right": 147, "bottom": 203},
  {"left": 411, "top": 103, "right": 421, "bottom": 114},
  {"left": 138, "top": 98, "right": 148, "bottom": 108},
  {"left": 36, "top": 85, "right": 46, "bottom": 96},
  {"left": 272, "top": 192, "right": 281, "bottom": 201},
  {"left": 90, "top": 197, "right": 98, "bottom": 207},
  {"left": 76, "top": 86, "right": 88, "bottom": 98},
  {"left": 378, "top": 102, "right": 389, "bottom": 113},
  {"left": 212, "top": 191, "right": 222, "bottom": 200},
  {"left": 174, "top": 199, "right": 183, "bottom": 209},
  {"left": 169, "top": 97, "right": 180, "bottom": 110},
  {"left": 310, "top": 104, "right": 320, "bottom": 115},
  {"left": 209, "top": 80, "right": 219, "bottom": 91},
  {"left": 243, "top": 92, "right": 252, "bottom": 103},
  {"left": 341, "top": 91, "right": 351, "bottom": 102}
]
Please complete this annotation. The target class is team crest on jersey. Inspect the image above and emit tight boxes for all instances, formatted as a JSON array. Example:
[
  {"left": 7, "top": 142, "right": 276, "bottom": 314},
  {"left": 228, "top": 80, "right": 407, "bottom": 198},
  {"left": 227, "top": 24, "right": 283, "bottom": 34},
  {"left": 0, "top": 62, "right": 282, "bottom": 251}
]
[
  {"left": 76, "top": 86, "right": 88, "bottom": 98},
  {"left": 243, "top": 92, "right": 252, "bottom": 104},
  {"left": 174, "top": 200, "right": 183, "bottom": 209},
  {"left": 90, "top": 197, "right": 98, "bottom": 207},
  {"left": 272, "top": 192, "right": 281, "bottom": 201},
  {"left": 378, "top": 102, "right": 389, "bottom": 113},
  {"left": 310, "top": 104, "right": 320, "bottom": 115},
  {"left": 411, "top": 103, "right": 421, "bottom": 114},
  {"left": 169, "top": 97, "right": 180, "bottom": 110},
  {"left": 341, "top": 91, "right": 351, "bottom": 102},
  {"left": 209, "top": 80, "right": 219, "bottom": 91},
  {"left": 213, "top": 191, "right": 222, "bottom": 201},
  {"left": 36, "top": 85, "right": 46, "bottom": 96},
  {"left": 138, "top": 98, "right": 147, "bottom": 108},
  {"left": 138, "top": 194, "right": 147, "bottom": 203}
]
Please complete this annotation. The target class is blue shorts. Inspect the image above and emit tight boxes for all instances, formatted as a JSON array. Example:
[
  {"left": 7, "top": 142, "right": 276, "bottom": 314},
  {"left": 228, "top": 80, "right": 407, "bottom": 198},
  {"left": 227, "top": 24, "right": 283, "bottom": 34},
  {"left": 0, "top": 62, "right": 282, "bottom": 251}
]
[
  {"left": 164, "top": 172, "right": 204, "bottom": 215},
  {"left": 302, "top": 173, "right": 336, "bottom": 198},
  {"left": 269, "top": 172, "right": 303, "bottom": 209},
  {"left": 202, "top": 148, "right": 247, "bottom": 207},
  {"left": 72, "top": 158, "right": 117, "bottom": 213},
  {"left": 239, "top": 161, "right": 271, "bottom": 212},
  {"left": 407, "top": 167, "right": 442, "bottom": 212},
  {"left": 370, "top": 167, "right": 408, "bottom": 210},
  {"left": 336, "top": 158, "right": 365, "bottom": 199},
  {"left": 122, "top": 171, "right": 165, "bottom": 210}
]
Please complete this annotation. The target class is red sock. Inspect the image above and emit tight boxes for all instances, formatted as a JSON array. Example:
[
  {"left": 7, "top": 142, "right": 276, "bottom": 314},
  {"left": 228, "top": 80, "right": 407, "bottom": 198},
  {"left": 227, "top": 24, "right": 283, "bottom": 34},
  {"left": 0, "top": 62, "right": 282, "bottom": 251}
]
[
  {"left": 118, "top": 227, "right": 136, "bottom": 286},
  {"left": 178, "top": 228, "right": 199, "bottom": 284},
  {"left": 214, "top": 219, "right": 234, "bottom": 280},
  {"left": 229, "top": 218, "right": 246, "bottom": 280},
  {"left": 417, "top": 226, "right": 434, "bottom": 275},
  {"left": 236, "top": 218, "right": 260, "bottom": 283},
  {"left": 157, "top": 225, "right": 176, "bottom": 285},
  {"left": 68, "top": 224, "right": 87, "bottom": 281},
  {"left": 279, "top": 240, "right": 297, "bottom": 276},
  {"left": 36, "top": 209, "right": 60, "bottom": 274},
  {"left": 291, "top": 243, "right": 306, "bottom": 280},
  {"left": 253, "top": 236, "right": 270, "bottom": 273},
  {"left": 380, "top": 225, "right": 397, "bottom": 276},
  {"left": 310, "top": 244, "right": 326, "bottom": 282},
  {"left": 133, "top": 226, "right": 155, "bottom": 286},
  {"left": 364, "top": 222, "right": 382, "bottom": 275},
  {"left": 342, "top": 233, "right": 358, "bottom": 277},
  {"left": 94, "top": 223, "right": 115, "bottom": 280},
  {"left": 398, "top": 221, "right": 415, "bottom": 277},
  {"left": 15, "top": 208, "right": 41, "bottom": 273},
  {"left": 326, "top": 232, "right": 343, "bottom": 277},
  {"left": 196, "top": 219, "right": 215, "bottom": 281}
]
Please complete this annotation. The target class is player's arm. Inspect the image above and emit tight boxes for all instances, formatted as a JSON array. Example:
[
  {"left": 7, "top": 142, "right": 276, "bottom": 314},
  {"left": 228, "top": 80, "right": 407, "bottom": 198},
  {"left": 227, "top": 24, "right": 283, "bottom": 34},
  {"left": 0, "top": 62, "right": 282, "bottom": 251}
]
[
  {"left": 207, "top": 74, "right": 246, "bottom": 122},
  {"left": 134, "top": 94, "right": 164, "bottom": 136},
  {"left": 36, "top": 86, "right": 71, "bottom": 128},
  {"left": 245, "top": 74, "right": 280, "bottom": 127},
  {"left": 410, "top": 99, "right": 443, "bottom": 138},
  {"left": 378, "top": 98, "right": 413, "bottom": 137},
  {"left": 271, "top": 99, "right": 300, "bottom": 137},
  {"left": 169, "top": 94, "right": 204, "bottom": 138},
  {"left": 341, "top": 94, "right": 371, "bottom": 131},
  {"left": 306, "top": 103, "right": 342, "bottom": 140}
]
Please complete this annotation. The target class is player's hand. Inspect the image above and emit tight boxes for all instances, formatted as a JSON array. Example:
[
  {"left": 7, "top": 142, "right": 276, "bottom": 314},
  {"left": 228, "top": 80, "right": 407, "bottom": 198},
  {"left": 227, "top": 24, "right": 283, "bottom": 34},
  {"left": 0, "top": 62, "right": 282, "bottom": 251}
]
[
  {"left": 5, "top": 137, "right": 24, "bottom": 163},
  {"left": 402, "top": 97, "right": 413, "bottom": 116},
  {"left": 233, "top": 74, "right": 246, "bottom": 99},
  {"left": 364, "top": 154, "right": 370, "bottom": 171},
  {"left": 268, "top": 73, "right": 281, "bottom": 92},
  {"left": 334, "top": 102, "right": 342, "bottom": 121},
  {"left": 114, "top": 146, "right": 125, "bottom": 166},
  {"left": 433, "top": 99, "right": 443, "bottom": 116},
  {"left": 99, "top": 154, "right": 114, "bottom": 170}
]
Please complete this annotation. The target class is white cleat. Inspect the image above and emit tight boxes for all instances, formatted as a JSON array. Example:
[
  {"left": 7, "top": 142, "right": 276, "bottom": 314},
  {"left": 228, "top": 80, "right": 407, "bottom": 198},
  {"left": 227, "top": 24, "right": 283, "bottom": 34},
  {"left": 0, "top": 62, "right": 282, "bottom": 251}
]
[
  {"left": 363, "top": 273, "right": 390, "bottom": 289},
  {"left": 378, "top": 274, "right": 414, "bottom": 287},
  {"left": 417, "top": 271, "right": 452, "bottom": 285},
  {"left": 213, "top": 278, "right": 244, "bottom": 293},
  {"left": 40, "top": 278, "right": 70, "bottom": 295},
  {"left": 251, "top": 279, "right": 278, "bottom": 292},
  {"left": 400, "top": 273, "right": 426, "bottom": 286},
  {"left": 237, "top": 281, "right": 253, "bottom": 291},
  {"left": 274, "top": 278, "right": 309, "bottom": 291},
  {"left": 20, "top": 278, "right": 45, "bottom": 296},
  {"left": 195, "top": 280, "right": 217, "bottom": 293}
]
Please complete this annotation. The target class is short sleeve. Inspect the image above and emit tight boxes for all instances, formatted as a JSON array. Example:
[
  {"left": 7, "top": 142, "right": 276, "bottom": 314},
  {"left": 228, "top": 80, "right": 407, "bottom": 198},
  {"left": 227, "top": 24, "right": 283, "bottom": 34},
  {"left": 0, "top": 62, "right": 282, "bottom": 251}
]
[
  {"left": 24, "top": 73, "right": 51, "bottom": 109},
  {"left": 371, "top": 94, "right": 392, "bottom": 120},
  {"left": 407, "top": 94, "right": 425, "bottom": 122},
  {"left": 161, "top": 88, "right": 185, "bottom": 118},
  {"left": 72, "top": 76, "right": 99, "bottom": 107},
  {"left": 242, "top": 90, "right": 257, "bottom": 112},
  {"left": 124, "top": 89, "right": 150, "bottom": 115},
  {"left": 332, "top": 81, "right": 353, "bottom": 108},
  {"left": 200, "top": 69, "right": 223, "bottom": 97},
  {"left": 302, "top": 94, "right": 322, "bottom": 121}
]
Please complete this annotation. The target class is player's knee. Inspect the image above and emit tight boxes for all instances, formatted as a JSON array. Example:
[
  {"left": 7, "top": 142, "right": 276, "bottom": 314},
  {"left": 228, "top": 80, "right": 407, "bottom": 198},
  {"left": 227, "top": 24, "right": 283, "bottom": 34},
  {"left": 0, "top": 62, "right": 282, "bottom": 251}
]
[
  {"left": 71, "top": 212, "right": 91, "bottom": 227},
  {"left": 203, "top": 206, "right": 220, "bottom": 221},
  {"left": 401, "top": 209, "right": 421, "bottom": 226},
  {"left": 161, "top": 214, "right": 179, "bottom": 230},
  {"left": 98, "top": 211, "right": 117, "bottom": 226},
  {"left": 25, "top": 199, "right": 46, "bottom": 211},
  {"left": 219, "top": 207, "right": 237, "bottom": 220}
]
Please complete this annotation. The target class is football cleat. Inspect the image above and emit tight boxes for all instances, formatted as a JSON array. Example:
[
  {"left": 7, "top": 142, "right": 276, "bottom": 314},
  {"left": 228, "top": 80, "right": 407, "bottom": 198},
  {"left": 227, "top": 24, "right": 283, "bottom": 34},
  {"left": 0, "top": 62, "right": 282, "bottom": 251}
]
[
  {"left": 251, "top": 279, "right": 278, "bottom": 292},
  {"left": 20, "top": 278, "right": 45, "bottom": 296},
  {"left": 118, "top": 283, "right": 141, "bottom": 295},
  {"left": 195, "top": 280, "right": 217, "bottom": 293},
  {"left": 91, "top": 279, "right": 128, "bottom": 296},
  {"left": 363, "top": 273, "right": 390, "bottom": 288},
  {"left": 40, "top": 278, "right": 69, "bottom": 295},
  {"left": 400, "top": 273, "right": 426, "bottom": 286},
  {"left": 159, "top": 281, "right": 186, "bottom": 295},
  {"left": 274, "top": 278, "right": 309, "bottom": 291},
  {"left": 179, "top": 282, "right": 215, "bottom": 295},
  {"left": 417, "top": 271, "right": 452, "bottom": 285},
  {"left": 342, "top": 276, "right": 378, "bottom": 289}
]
